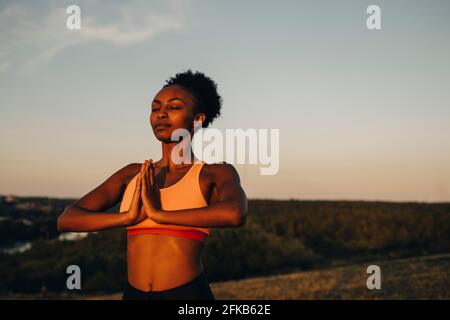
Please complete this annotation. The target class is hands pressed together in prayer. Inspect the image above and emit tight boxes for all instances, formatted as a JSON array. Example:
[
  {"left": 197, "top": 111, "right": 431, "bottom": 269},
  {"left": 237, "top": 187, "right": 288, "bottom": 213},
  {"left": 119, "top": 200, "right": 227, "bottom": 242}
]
[{"left": 124, "top": 160, "right": 162, "bottom": 226}]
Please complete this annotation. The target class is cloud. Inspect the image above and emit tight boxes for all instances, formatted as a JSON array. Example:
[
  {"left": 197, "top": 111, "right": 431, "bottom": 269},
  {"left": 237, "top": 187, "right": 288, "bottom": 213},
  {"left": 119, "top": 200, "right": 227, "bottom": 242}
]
[{"left": 0, "top": 0, "right": 186, "bottom": 75}]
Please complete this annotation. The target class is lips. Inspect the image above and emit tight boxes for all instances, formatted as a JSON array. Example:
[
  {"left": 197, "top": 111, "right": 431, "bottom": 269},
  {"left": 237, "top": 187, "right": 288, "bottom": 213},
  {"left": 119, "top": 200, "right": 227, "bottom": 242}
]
[{"left": 155, "top": 123, "right": 171, "bottom": 130}]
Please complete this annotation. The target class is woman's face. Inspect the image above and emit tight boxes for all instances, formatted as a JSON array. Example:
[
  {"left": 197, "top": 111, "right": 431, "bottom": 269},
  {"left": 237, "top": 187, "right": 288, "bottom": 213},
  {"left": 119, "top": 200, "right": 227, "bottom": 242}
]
[{"left": 150, "top": 84, "right": 203, "bottom": 142}]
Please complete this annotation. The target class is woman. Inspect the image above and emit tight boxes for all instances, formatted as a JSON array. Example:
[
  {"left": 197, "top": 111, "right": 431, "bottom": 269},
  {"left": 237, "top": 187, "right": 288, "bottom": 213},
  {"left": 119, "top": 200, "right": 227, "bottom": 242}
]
[{"left": 57, "top": 69, "right": 248, "bottom": 300}]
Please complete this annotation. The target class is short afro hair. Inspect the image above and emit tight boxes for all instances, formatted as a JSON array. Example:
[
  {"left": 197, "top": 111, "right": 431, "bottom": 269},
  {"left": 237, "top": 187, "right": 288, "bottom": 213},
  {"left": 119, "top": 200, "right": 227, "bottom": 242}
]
[{"left": 163, "top": 69, "right": 223, "bottom": 127}]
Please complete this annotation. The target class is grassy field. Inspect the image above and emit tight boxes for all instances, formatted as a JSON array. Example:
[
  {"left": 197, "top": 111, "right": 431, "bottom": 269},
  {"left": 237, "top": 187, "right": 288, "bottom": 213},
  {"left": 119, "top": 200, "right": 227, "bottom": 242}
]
[
  {"left": 3, "top": 253, "right": 448, "bottom": 300},
  {"left": 209, "top": 253, "right": 450, "bottom": 300}
]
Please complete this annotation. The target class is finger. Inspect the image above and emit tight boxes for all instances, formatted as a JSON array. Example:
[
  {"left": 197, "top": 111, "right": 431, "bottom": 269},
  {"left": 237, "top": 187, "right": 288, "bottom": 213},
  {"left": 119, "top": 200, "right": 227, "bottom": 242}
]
[
  {"left": 147, "top": 165, "right": 153, "bottom": 190},
  {"left": 149, "top": 160, "right": 154, "bottom": 188},
  {"left": 137, "top": 173, "right": 142, "bottom": 188},
  {"left": 134, "top": 173, "right": 141, "bottom": 194},
  {"left": 141, "top": 174, "right": 150, "bottom": 207},
  {"left": 152, "top": 160, "right": 156, "bottom": 177},
  {"left": 141, "top": 171, "right": 147, "bottom": 194},
  {"left": 131, "top": 174, "right": 141, "bottom": 208},
  {"left": 140, "top": 162, "right": 145, "bottom": 176},
  {"left": 142, "top": 165, "right": 147, "bottom": 191},
  {"left": 152, "top": 163, "right": 156, "bottom": 189},
  {"left": 149, "top": 166, "right": 153, "bottom": 189},
  {"left": 147, "top": 166, "right": 151, "bottom": 191},
  {"left": 145, "top": 159, "right": 150, "bottom": 175}
]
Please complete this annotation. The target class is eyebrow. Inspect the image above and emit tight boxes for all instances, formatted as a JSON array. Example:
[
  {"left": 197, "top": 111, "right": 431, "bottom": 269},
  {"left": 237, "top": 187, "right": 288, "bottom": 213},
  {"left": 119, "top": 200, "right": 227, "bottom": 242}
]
[{"left": 152, "top": 97, "right": 185, "bottom": 104}]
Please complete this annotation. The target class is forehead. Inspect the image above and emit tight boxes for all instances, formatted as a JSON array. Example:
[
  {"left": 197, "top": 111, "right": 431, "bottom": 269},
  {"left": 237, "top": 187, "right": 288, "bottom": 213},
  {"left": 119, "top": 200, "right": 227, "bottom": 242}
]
[{"left": 153, "top": 84, "right": 196, "bottom": 104}]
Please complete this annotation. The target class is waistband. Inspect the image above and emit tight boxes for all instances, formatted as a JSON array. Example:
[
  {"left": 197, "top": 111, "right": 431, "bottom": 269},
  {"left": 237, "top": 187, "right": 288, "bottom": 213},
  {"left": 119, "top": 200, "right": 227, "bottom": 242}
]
[{"left": 123, "top": 272, "right": 215, "bottom": 300}]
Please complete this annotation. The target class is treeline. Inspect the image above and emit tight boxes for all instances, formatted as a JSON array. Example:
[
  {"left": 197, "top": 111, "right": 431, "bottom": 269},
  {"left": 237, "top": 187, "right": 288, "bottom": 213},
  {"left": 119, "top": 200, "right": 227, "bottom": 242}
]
[
  {"left": 0, "top": 217, "right": 59, "bottom": 244},
  {"left": 0, "top": 197, "right": 108, "bottom": 244},
  {"left": 0, "top": 199, "right": 449, "bottom": 294}
]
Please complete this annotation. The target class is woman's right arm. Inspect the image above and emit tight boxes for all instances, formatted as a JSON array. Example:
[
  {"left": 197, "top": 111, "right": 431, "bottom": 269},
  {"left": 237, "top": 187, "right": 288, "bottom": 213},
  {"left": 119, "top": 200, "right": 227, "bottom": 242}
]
[{"left": 57, "top": 163, "right": 142, "bottom": 232}]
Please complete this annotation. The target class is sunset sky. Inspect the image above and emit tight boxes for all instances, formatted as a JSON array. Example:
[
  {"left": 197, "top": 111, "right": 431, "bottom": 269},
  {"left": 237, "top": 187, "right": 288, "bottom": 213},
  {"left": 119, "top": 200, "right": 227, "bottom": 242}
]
[{"left": 1, "top": 0, "right": 449, "bottom": 202}]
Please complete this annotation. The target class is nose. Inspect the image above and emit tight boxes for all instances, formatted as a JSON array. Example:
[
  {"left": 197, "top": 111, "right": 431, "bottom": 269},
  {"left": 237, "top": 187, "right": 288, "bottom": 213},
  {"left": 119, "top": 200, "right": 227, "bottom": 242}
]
[{"left": 156, "top": 109, "right": 168, "bottom": 119}]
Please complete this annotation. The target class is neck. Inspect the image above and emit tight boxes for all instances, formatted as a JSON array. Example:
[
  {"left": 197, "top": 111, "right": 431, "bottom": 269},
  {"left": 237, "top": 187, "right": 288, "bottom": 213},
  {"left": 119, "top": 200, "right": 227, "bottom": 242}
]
[{"left": 160, "top": 139, "right": 196, "bottom": 172}]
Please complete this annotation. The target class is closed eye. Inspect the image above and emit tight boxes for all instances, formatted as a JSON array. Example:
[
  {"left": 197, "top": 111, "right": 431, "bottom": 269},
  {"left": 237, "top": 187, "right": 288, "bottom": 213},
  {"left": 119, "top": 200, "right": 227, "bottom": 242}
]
[{"left": 151, "top": 105, "right": 182, "bottom": 111}]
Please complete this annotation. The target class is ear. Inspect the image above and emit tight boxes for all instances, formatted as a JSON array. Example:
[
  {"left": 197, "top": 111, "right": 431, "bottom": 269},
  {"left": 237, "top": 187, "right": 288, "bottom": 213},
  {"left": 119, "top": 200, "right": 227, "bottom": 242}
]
[{"left": 194, "top": 113, "right": 206, "bottom": 127}]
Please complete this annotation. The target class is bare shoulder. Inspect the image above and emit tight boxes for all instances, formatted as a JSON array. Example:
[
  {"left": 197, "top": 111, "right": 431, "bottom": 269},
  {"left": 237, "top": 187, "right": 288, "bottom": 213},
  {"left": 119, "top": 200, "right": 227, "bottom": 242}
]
[
  {"left": 201, "top": 162, "right": 246, "bottom": 206},
  {"left": 202, "top": 162, "right": 241, "bottom": 184}
]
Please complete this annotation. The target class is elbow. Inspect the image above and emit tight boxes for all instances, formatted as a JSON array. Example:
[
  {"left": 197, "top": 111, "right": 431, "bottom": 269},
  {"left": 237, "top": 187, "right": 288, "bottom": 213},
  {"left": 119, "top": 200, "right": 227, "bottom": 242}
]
[
  {"left": 56, "top": 213, "right": 66, "bottom": 233},
  {"left": 56, "top": 206, "right": 72, "bottom": 232},
  {"left": 231, "top": 205, "right": 247, "bottom": 227},
  {"left": 234, "top": 214, "right": 247, "bottom": 227}
]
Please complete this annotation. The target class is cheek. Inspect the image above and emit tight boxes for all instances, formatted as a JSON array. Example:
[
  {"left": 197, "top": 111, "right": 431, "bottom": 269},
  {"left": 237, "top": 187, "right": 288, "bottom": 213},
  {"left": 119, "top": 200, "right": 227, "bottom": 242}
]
[{"left": 173, "top": 113, "right": 188, "bottom": 124}]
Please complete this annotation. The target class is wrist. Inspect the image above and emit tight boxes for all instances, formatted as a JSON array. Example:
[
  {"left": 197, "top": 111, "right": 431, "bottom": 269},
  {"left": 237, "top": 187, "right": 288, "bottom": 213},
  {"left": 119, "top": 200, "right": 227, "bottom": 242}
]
[
  {"left": 120, "top": 212, "right": 133, "bottom": 227},
  {"left": 152, "top": 210, "right": 164, "bottom": 223}
]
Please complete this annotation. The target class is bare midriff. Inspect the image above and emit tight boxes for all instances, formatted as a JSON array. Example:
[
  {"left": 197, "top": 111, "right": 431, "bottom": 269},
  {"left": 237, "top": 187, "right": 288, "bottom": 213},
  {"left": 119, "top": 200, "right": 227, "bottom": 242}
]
[{"left": 127, "top": 234, "right": 205, "bottom": 292}]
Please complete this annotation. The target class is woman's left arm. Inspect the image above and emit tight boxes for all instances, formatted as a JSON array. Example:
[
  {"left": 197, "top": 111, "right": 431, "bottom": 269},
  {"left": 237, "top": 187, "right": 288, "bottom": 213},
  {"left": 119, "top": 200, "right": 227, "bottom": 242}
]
[{"left": 142, "top": 162, "right": 248, "bottom": 228}]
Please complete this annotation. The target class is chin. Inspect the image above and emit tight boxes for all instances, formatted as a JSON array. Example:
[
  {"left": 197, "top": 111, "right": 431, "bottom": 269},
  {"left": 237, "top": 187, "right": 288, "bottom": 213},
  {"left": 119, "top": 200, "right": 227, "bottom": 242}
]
[
  {"left": 153, "top": 127, "right": 187, "bottom": 142},
  {"left": 154, "top": 133, "right": 171, "bottom": 142},
  {"left": 156, "top": 131, "right": 182, "bottom": 143}
]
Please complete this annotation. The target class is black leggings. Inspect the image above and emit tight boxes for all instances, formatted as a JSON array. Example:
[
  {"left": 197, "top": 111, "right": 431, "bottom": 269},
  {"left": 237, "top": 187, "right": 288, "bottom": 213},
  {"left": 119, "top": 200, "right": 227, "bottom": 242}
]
[{"left": 122, "top": 272, "right": 215, "bottom": 300}]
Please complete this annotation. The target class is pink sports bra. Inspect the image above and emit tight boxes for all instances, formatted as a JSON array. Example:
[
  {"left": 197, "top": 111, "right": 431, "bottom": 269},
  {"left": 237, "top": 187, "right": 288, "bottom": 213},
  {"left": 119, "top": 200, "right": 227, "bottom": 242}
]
[{"left": 119, "top": 160, "right": 210, "bottom": 242}]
